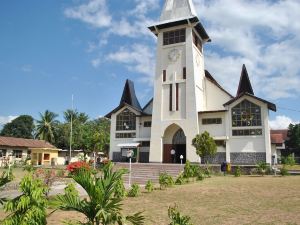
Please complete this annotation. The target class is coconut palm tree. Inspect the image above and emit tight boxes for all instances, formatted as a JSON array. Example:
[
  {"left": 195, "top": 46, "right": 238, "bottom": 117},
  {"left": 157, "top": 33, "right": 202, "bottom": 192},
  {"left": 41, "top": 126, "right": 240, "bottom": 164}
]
[
  {"left": 54, "top": 162, "right": 144, "bottom": 225},
  {"left": 36, "top": 110, "right": 58, "bottom": 143}
]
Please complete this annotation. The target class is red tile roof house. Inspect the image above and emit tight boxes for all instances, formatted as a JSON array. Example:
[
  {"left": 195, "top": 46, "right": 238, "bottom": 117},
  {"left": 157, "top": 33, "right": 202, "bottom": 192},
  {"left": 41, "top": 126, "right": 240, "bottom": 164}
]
[
  {"left": 0, "top": 136, "right": 60, "bottom": 166},
  {"left": 270, "top": 130, "right": 288, "bottom": 163}
]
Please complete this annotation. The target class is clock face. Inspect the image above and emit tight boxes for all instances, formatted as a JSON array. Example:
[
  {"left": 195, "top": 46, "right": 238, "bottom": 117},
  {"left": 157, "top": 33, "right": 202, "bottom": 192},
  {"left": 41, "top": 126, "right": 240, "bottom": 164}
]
[{"left": 168, "top": 49, "right": 180, "bottom": 62}]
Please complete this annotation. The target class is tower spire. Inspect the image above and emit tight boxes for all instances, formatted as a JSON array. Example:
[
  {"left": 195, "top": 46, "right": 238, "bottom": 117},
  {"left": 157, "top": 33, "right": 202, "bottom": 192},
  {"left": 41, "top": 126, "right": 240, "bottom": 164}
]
[{"left": 160, "top": 0, "right": 197, "bottom": 22}]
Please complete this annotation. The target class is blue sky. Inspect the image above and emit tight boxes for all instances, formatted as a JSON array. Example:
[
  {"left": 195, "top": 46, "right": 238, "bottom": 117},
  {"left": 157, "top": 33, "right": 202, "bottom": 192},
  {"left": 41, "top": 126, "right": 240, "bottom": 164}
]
[{"left": 0, "top": 0, "right": 299, "bottom": 129}]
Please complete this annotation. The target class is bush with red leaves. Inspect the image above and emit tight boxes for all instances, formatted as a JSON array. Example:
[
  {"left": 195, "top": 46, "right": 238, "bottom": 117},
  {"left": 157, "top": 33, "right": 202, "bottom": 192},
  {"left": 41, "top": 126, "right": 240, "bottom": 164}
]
[{"left": 66, "top": 161, "right": 90, "bottom": 174}]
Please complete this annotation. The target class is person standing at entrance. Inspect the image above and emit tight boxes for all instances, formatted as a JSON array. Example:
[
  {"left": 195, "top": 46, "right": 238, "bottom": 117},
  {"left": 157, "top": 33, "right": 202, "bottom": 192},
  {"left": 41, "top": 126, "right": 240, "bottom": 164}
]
[{"left": 170, "top": 148, "right": 176, "bottom": 163}]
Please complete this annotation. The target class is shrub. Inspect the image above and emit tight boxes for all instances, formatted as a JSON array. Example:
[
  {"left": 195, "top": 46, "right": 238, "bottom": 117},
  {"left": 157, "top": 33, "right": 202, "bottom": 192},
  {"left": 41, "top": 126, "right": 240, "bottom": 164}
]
[
  {"left": 234, "top": 166, "right": 241, "bottom": 177},
  {"left": 159, "top": 172, "right": 174, "bottom": 189},
  {"left": 64, "top": 182, "right": 79, "bottom": 197},
  {"left": 280, "top": 166, "right": 289, "bottom": 176},
  {"left": 114, "top": 178, "right": 127, "bottom": 198},
  {"left": 282, "top": 154, "right": 296, "bottom": 166},
  {"left": 128, "top": 183, "right": 140, "bottom": 197},
  {"left": 175, "top": 173, "right": 186, "bottom": 185},
  {"left": 256, "top": 162, "right": 269, "bottom": 176},
  {"left": 183, "top": 160, "right": 193, "bottom": 179},
  {"left": 23, "top": 164, "right": 35, "bottom": 172},
  {"left": 3, "top": 174, "right": 48, "bottom": 225},
  {"left": 145, "top": 180, "right": 154, "bottom": 192},
  {"left": 66, "top": 161, "right": 90, "bottom": 174},
  {"left": 168, "top": 204, "right": 194, "bottom": 225}
]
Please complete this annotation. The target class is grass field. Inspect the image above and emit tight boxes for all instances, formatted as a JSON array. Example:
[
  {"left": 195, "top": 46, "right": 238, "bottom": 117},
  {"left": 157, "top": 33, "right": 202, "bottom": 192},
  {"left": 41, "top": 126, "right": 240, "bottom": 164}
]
[
  {"left": 46, "top": 176, "right": 300, "bottom": 225},
  {"left": 1, "top": 170, "right": 300, "bottom": 225}
]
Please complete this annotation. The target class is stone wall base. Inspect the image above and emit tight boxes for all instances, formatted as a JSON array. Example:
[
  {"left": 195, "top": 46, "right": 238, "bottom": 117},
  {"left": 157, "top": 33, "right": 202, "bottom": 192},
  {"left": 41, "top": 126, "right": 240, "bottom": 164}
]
[
  {"left": 201, "top": 152, "right": 226, "bottom": 164},
  {"left": 230, "top": 152, "right": 266, "bottom": 165}
]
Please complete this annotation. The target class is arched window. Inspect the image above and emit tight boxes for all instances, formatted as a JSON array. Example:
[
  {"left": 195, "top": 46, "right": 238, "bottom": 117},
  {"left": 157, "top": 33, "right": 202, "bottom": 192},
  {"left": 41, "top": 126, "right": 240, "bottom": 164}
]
[
  {"left": 172, "top": 129, "right": 186, "bottom": 145},
  {"left": 232, "top": 100, "right": 261, "bottom": 127},
  {"left": 116, "top": 109, "right": 136, "bottom": 131}
]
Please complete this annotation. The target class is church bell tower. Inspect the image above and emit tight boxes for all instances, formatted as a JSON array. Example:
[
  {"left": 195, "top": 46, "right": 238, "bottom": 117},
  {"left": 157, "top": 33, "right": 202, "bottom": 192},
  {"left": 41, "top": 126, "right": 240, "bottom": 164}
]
[{"left": 148, "top": 0, "right": 210, "bottom": 163}]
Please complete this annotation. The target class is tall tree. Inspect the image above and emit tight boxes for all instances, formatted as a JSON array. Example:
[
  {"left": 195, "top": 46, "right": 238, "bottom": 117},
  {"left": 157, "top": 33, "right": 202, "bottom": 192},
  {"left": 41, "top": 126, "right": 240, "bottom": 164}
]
[
  {"left": 192, "top": 131, "right": 217, "bottom": 164},
  {"left": 286, "top": 123, "right": 300, "bottom": 152},
  {"left": 36, "top": 110, "right": 58, "bottom": 143},
  {"left": 0, "top": 115, "right": 35, "bottom": 139}
]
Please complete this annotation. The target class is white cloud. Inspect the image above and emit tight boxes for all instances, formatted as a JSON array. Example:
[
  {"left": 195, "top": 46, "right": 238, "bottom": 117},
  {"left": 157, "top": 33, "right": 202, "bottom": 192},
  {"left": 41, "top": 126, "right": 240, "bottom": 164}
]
[
  {"left": 194, "top": 0, "right": 300, "bottom": 100},
  {"left": 64, "top": 0, "right": 111, "bottom": 28},
  {"left": 21, "top": 64, "right": 32, "bottom": 73},
  {"left": 0, "top": 116, "right": 18, "bottom": 126},
  {"left": 106, "top": 44, "right": 155, "bottom": 84},
  {"left": 91, "top": 58, "right": 101, "bottom": 68},
  {"left": 269, "top": 115, "right": 299, "bottom": 129}
]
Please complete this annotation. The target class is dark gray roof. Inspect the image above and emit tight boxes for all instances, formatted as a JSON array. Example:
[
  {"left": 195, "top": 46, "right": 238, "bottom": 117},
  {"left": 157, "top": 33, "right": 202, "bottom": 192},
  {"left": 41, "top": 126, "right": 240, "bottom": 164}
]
[
  {"left": 236, "top": 64, "right": 254, "bottom": 96},
  {"left": 120, "top": 79, "right": 142, "bottom": 110},
  {"left": 105, "top": 80, "right": 152, "bottom": 118}
]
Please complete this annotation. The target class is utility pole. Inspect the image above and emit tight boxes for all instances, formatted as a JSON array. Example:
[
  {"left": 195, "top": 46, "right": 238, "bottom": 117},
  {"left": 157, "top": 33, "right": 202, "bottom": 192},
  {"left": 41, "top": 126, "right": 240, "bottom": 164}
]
[{"left": 69, "top": 94, "right": 73, "bottom": 164}]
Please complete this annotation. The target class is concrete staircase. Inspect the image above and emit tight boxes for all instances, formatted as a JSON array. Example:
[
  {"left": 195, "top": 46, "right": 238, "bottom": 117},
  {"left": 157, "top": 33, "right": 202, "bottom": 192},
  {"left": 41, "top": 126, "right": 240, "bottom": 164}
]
[{"left": 114, "top": 163, "right": 184, "bottom": 185}]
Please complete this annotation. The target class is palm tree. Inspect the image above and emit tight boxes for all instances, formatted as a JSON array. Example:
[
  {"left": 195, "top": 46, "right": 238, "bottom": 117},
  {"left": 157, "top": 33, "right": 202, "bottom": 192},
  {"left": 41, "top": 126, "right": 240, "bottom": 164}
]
[
  {"left": 36, "top": 110, "right": 58, "bottom": 143},
  {"left": 54, "top": 162, "right": 144, "bottom": 225},
  {"left": 64, "top": 109, "right": 79, "bottom": 123}
]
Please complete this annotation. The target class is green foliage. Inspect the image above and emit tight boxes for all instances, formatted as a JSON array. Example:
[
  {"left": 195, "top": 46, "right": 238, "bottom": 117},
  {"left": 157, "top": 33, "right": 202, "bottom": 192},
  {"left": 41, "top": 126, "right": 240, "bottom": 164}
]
[
  {"left": 175, "top": 173, "right": 186, "bottom": 185},
  {"left": 183, "top": 160, "right": 193, "bottom": 179},
  {"left": 234, "top": 166, "right": 241, "bottom": 177},
  {"left": 192, "top": 131, "right": 217, "bottom": 163},
  {"left": 54, "top": 162, "right": 144, "bottom": 225},
  {"left": 23, "top": 164, "right": 35, "bottom": 173},
  {"left": 128, "top": 184, "right": 140, "bottom": 197},
  {"left": 36, "top": 110, "right": 58, "bottom": 143},
  {"left": 286, "top": 123, "right": 300, "bottom": 150},
  {"left": 168, "top": 204, "right": 194, "bottom": 225},
  {"left": 2, "top": 173, "right": 48, "bottom": 225},
  {"left": 282, "top": 154, "right": 296, "bottom": 166},
  {"left": 256, "top": 162, "right": 269, "bottom": 176},
  {"left": 0, "top": 169, "right": 14, "bottom": 205},
  {"left": 145, "top": 180, "right": 154, "bottom": 192},
  {"left": 280, "top": 166, "right": 289, "bottom": 176},
  {"left": 0, "top": 115, "right": 35, "bottom": 139},
  {"left": 114, "top": 178, "right": 127, "bottom": 198},
  {"left": 64, "top": 182, "right": 79, "bottom": 197},
  {"left": 159, "top": 172, "right": 174, "bottom": 189}
]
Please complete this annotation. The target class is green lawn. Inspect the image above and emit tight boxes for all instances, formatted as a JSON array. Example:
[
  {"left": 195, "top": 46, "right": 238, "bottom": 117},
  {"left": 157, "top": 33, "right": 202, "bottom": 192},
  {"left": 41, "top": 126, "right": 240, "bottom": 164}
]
[
  {"left": 1, "top": 169, "right": 300, "bottom": 225},
  {"left": 47, "top": 176, "right": 300, "bottom": 225}
]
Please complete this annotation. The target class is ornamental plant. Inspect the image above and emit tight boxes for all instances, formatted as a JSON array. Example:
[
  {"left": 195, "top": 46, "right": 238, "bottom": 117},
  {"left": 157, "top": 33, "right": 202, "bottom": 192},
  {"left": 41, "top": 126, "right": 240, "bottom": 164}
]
[
  {"left": 159, "top": 172, "right": 174, "bottom": 189},
  {"left": 114, "top": 178, "right": 127, "bottom": 198},
  {"left": 145, "top": 180, "right": 154, "bottom": 192},
  {"left": 128, "top": 184, "right": 140, "bottom": 197},
  {"left": 2, "top": 173, "right": 48, "bottom": 225},
  {"left": 234, "top": 166, "right": 241, "bottom": 177},
  {"left": 66, "top": 161, "right": 90, "bottom": 174},
  {"left": 54, "top": 162, "right": 144, "bottom": 225},
  {"left": 168, "top": 204, "right": 194, "bottom": 225}
]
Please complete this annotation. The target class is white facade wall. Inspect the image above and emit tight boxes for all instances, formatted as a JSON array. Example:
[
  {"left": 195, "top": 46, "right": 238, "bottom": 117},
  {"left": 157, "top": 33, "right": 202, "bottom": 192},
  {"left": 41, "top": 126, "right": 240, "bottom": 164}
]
[
  {"left": 225, "top": 96, "right": 272, "bottom": 163},
  {"left": 205, "top": 79, "right": 232, "bottom": 110}
]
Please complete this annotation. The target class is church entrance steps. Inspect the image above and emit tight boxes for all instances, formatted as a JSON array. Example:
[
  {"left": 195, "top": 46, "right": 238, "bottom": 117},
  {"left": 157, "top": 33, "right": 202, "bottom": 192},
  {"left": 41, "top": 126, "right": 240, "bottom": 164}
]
[{"left": 114, "top": 163, "right": 184, "bottom": 185}]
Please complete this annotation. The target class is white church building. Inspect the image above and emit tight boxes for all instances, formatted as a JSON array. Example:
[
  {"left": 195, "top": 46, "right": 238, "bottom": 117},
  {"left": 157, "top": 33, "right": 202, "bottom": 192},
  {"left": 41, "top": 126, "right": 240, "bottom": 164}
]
[{"left": 106, "top": 0, "right": 276, "bottom": 165}]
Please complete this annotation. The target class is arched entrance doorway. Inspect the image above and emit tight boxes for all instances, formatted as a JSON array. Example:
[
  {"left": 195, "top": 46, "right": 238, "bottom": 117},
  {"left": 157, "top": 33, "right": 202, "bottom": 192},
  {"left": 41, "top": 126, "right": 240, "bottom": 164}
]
[{"left": 163, "top": 124, "right": 186, "bottom": 163}]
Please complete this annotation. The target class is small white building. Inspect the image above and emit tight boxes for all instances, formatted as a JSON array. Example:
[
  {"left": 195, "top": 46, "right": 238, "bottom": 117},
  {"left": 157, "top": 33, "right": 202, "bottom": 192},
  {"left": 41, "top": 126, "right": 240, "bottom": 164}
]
[{"left": 106, "top": 0, "right": 276, "bottom": 165}]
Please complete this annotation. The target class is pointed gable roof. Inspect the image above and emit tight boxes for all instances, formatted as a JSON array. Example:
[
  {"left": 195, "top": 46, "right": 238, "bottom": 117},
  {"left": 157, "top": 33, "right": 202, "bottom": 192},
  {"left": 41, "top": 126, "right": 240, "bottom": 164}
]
[
  {"left": 105, "top": 79, "right": 143, "bottom": 118},
  {"left": 160, "top": 0, "right": 197, "bottom": 22},
  {"left": 223, "top": 64, "right": 276, "bottom": 112},
  {"left": 120, "top": 79, "right": 142, "bottom": 110},
  {"left": 236, "top": 64, "right": 254, "bottom": 96}
]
